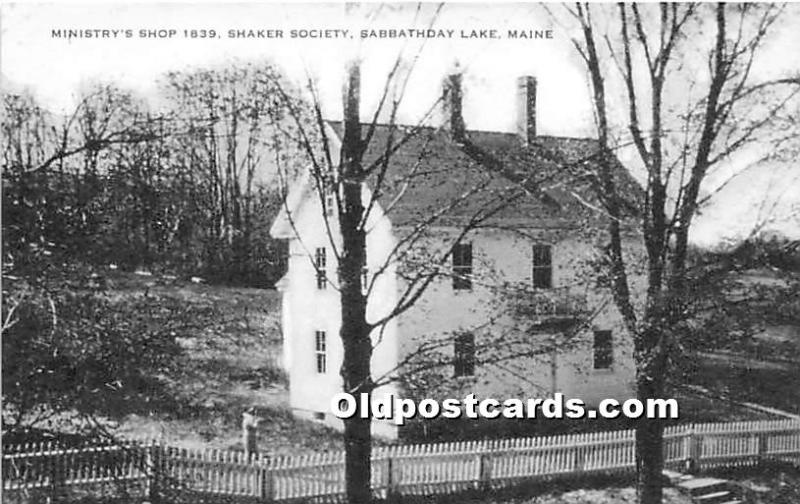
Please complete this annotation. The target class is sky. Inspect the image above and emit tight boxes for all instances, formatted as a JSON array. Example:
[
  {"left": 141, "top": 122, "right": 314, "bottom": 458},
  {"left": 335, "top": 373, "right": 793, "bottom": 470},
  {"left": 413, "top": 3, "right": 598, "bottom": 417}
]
[{"left": 2, "top": 1, "right": 798, "bottom": 247}]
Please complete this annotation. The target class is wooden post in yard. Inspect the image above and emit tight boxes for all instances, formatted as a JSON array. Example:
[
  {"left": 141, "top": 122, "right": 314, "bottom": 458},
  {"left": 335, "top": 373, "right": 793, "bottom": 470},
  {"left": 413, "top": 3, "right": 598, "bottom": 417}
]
[{"left": 243, "top": 408, "right": 261, "bottom": 461}]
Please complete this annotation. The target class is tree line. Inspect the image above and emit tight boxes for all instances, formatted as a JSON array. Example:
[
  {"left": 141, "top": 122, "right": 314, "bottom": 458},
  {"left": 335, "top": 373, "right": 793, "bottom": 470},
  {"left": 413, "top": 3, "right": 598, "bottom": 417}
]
[
  {"left": 2, "top": 61, "right": 311, "bottom": 287},
  {"left": 1, "top": 62, "right": 314, "bottom": 440}
]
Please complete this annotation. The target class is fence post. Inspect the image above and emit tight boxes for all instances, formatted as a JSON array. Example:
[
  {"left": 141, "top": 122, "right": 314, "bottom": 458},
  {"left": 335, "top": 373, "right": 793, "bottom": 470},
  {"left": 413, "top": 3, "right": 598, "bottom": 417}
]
[
  {"left": 757, "top": 430, "right": 770, "bottom": 463},
  {"left": 384, "top": 456, "right": 399, "bottom": 501},
  {"left": 573, "top": 445, "right": 587, "bottom": 473},
  {"left": 147, "top": 442, "right": 162, "bottom": 504},
  {"left": 259, "top": 455, "right": 273, "bottom": 502},
  {"left": 683, "top": 425, "right": 700, "bottom": 474},
  {"left": 478, "top": 452, "right": 492, "bottom": 491},
  {"left": 49, "top": 447, "right": 60, "bottom": 504}
]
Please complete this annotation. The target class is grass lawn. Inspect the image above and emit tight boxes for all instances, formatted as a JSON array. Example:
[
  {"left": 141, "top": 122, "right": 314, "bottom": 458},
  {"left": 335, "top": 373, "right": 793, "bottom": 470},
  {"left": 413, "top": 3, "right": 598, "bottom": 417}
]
[
  {"left": 707, "top": 463, "right": 800, "bottom": 504},
  {"left": 685, "top": 268, "right": 800, "bottom": 416},
  {"left": 670, "top": 389, "right": 777, "bottom": 423},
  {"left": 458, "top": 464, "right": 800, "bottom": 504},
  {"left": 689, "top": 324, "right": 800, "bottom": 416},
  {"left": 95, "top": 269, "right": 783, "bottom": 455},
  {"left": 418, "top": 481, "right": 692, "bottom": 504},
  {"left": 101, "top": 271, "right": 343, "bottom": 455},
  {"left": 739, "top": 465, "right": 800, "bottom": 504}
]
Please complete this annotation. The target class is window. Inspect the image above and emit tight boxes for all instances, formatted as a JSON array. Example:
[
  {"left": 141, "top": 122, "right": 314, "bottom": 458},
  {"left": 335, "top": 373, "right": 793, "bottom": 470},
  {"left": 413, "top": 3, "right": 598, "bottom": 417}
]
[
  {"left": 532, "top": 244, "right": 552, "bottom": 289},
  {"left": 321, "top": 177, "right": 336, "bottom": 217},
  {"left": 315, "top": 330, "right": 327, "bottom": 373},
  {"left": 452, "top": 242, "right": 473, "bottom": 290},
  {"left": 315, "top": 247, "right": 327, "bottom": 290},
  {"left": 593, "top": 330, "right": 613, "bottom": 370},
  {"left": 324, "top": 187, "right": 336, "bottom": 217},
  {"left": 359, "top": 253, "right": 368, "bottom": 295},
  {"left": 454, "top": 332, "right": 476, "bottom": 377},
  {"left": 361, "top": 266, "right": 369, "bottom": 295}
]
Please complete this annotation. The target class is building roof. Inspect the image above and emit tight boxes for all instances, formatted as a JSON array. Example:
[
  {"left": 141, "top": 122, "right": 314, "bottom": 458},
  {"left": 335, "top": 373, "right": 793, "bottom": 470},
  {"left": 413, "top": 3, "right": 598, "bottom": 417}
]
[{"left": 328, "top": 121, "right": 642, "bottom": 229}]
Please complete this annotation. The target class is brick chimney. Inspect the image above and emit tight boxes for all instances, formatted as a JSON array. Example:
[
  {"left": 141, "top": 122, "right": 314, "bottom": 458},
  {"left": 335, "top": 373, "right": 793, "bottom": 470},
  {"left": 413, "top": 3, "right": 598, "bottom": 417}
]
[
  {"left": 442, "top": 72, "right": 466, "bottom": 143},
  {"left": 517, "top": 75, "right": 537, "bottom": 144}
]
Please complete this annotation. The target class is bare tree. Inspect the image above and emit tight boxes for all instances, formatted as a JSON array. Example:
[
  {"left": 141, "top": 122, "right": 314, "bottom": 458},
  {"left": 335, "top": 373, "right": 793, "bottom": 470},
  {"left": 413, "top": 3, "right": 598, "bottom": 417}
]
[
  {"left": 161, "top": 62, "right": 305, "bottom": 282},
  {"left": 2, "top": 85, "right": 161, "bottom": 270},
  {"left": 554, "top": 3, "right": 800, "bottom": 503}
]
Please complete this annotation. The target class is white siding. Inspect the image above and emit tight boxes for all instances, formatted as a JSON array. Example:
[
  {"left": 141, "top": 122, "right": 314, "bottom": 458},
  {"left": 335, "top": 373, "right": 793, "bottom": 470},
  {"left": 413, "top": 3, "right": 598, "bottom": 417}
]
[{"left": 275, "top": 184, "right": 639, "bottom": 438}]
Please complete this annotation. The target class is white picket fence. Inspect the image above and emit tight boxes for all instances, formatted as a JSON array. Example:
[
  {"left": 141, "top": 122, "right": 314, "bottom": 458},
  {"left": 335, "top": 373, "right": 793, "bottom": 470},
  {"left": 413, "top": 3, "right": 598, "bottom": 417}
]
[{"left": 4, "top": 419, "right": 800, "bottom": 502}]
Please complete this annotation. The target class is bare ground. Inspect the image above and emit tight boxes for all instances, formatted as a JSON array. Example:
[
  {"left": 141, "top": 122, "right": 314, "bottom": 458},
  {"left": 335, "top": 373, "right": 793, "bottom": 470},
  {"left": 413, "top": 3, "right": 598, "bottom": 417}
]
[
  {"left": 501, "top": 487, "right": 691, "bottom": 504},
  {"left": 104, "top": 272, "right": 343, "bottom": 455}
]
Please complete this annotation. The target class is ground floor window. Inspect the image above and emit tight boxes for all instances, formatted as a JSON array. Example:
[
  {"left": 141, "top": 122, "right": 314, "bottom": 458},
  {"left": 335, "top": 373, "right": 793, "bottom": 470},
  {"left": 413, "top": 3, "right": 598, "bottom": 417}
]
[
  {"left": 593, "top": 330, "right": 613, "bottom": 370},
  {"left": 454, "top": 332, "right": 476, "bottom": 377},
  {"left": 315, "top": 247, "right": 327, "bottom": 289},
  {"left": 452, "top": 242, "right": 473, "bottom": 291},
  {"left": 315, "top": 330, "right": 327, "bottom": 373},
  {"left": 532, "top": 243, "right": 553, "bottom": 289}
]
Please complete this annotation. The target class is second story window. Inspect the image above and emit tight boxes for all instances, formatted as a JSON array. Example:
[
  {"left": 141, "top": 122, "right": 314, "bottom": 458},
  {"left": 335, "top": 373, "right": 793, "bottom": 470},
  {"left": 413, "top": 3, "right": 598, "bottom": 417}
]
[
  {"left": 452, "top": 242, "right": 473, "bottom": 291},
  {"left": 315, "top": 330, "right": 327, "bottom": 373},
  {"left": 361, "top": 266, "right": 369, "bottom": 295},
  {"left": 593, "top": 330, "right": 613, "bottom": 370},
  {"left": 324, "top": 184, "right": 336, "bottom": 217},
  {"left": 532, "top": 244, "right": 552, "bottom": 289},
  {"left": 320, "top": 174, "right": 337, "bottom": 218},
  {"left": 454, "top": 332, "right": 476, "bottom": 377},
  {"left": 325, "top": 194, "right": 335, "bottom": 217},
  {"left": 359, "top": 252, "right": 368, "bottom": 295},
  {"left": 315, "top": 247, "right": 327, "bottom": 290}
]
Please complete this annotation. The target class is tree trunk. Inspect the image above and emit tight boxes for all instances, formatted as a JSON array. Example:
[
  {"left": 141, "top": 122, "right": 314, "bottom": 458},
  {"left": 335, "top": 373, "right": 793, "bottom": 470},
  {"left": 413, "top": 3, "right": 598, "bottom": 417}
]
[
  {"left": 339, "top": 60, "right": 373, "bottom": 504},
  {"left": 635, "top": 382, "right": 665, "bottom": 504},
  {"left": 343, "top": 396, "right": 372, "bottom": 504},
  {"left": 634, "top": 323, "right": 667, "bottom": 504},
  {"left": 340, "top": 241, "right": 372, "bottom": 504}
]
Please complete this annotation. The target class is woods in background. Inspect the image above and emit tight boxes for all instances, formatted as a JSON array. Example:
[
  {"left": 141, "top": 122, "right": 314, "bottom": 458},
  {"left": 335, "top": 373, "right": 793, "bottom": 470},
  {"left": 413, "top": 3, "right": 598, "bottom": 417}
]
[
  {"left": 1, "top": 62, "right": 310, "bottom": 438},
  {"left": 1, "top": 61, "right": 308, "bottom": 287}
]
